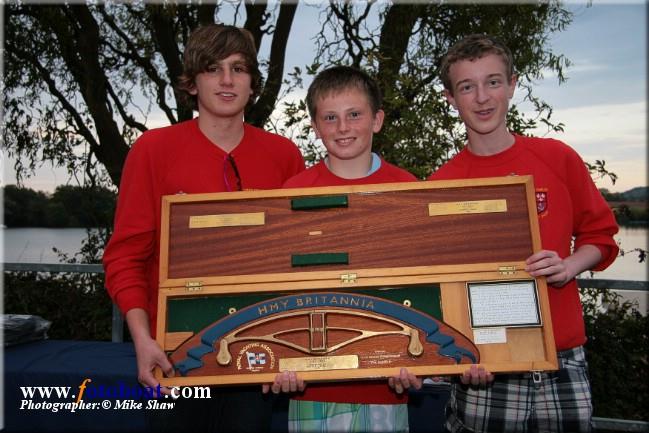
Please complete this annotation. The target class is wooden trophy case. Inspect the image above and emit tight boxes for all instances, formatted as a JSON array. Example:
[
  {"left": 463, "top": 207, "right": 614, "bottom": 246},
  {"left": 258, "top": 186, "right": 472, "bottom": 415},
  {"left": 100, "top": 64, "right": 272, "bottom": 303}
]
[{"left": 155, "top": 176, "right": 557, "bottom": 387}]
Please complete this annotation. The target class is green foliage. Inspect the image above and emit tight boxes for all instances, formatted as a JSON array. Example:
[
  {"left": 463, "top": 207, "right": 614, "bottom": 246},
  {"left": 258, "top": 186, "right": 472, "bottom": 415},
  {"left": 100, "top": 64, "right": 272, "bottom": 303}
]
[
  {"left": 50, "top": 185, "right": 116, "bottom": 229},
  {"left": 2, "top": 185, "right": 116, "bottom": 228},
  {"left": 585, "top": 160, "right": 619, "bottom": 186},
  {"left": 612, "top": 204, "right": 649, "bottom": 226},
  {"left": 581, "top": 288, "right": 649, "bottom": 420},
  {"left": 599, "top": 187, "right": 649, "bottom": 203},
  {"left": 622, "top": 187, "right": 649, "bottom": 202},
  {"left": 600, "top": 186, "right": 649, "bottom": 226},
  {"left": 4, "top": 271, "right": 112, "bottom": 341},
  {"left": 2, "top": 185, "right": 50, "bottom": 227},
  {"left": 3, "top": 228, "right": 113, "bottom": 341}
]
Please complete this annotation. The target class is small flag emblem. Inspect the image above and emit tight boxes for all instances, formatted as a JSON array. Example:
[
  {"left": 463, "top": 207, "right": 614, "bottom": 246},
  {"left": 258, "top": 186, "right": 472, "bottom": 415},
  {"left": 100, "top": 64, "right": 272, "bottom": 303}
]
[{"left": 246, "top": 352, "right": 266, "bottom": 367}]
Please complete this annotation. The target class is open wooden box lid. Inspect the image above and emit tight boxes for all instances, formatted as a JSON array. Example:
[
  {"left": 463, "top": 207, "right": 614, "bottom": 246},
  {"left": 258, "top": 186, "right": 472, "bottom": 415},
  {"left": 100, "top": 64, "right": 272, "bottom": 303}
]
[{"left": 159, "top": 176, "right": 540, "bottom": 289}]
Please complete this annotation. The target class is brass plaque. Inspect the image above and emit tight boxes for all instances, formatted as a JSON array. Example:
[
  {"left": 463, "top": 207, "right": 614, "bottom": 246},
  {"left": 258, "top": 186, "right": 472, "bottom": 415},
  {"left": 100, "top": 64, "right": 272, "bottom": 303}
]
[
  {"left": 428, "top": 199, "right": 507, "bottom": 216},
  {"left": 189, "top": 212, "right": 265, "bottom": 228},
  {"left": 279, "top": 355, "right": 359, "bottom": 372}
]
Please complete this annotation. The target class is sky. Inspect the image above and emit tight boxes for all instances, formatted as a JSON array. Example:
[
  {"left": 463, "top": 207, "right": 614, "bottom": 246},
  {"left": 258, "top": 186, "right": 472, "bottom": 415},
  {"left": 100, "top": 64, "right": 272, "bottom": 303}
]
[
  {"left": 520, "top": 1, "right": 647, "bottom": 194},
  {"left": 1, "top": 1, "right": 647, "bottom": 194}
]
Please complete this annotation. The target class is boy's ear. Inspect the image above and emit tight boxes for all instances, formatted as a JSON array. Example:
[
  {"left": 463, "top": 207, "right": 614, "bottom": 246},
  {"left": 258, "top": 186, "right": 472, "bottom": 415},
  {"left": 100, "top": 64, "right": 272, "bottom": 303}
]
[
  {"left": 508, "top": 74, "right": 518, "bottom": 99},
  {"left": 311, "top": 120, "right": 322, "bottom": 139},
  {"left": 372, "top": 109, "right": 385, "bottom": 133},
  {"left": 188, "top": 83, "right": 198, "bottom": 96},
  {"left": 444, "top": 89, "right": 457, "bottom": 109}
]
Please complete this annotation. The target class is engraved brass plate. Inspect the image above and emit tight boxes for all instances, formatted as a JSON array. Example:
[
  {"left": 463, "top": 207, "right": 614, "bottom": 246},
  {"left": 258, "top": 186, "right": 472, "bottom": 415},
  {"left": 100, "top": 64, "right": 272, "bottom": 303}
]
[
  {"left": 279, "top": 355, "right": 359, "bottom": 372},
  {"left": 428, "top": 199, "right": 507, "bottom": 216},
  {"left": 189, "top": 212, "right": 265, "bottom": 228}
]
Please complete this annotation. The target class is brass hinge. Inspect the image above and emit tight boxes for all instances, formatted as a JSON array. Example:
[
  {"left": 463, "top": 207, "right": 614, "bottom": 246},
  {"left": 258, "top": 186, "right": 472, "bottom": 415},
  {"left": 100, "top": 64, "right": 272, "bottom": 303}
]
[
  {"left": 185, "top": 281, "right": 203, "bottom": 291},
  {"left": 340, "top": 273, "right": 357, "bottom": 284},
  {"left": 498, "top": 265, "right": 517, "bottom": 276}
]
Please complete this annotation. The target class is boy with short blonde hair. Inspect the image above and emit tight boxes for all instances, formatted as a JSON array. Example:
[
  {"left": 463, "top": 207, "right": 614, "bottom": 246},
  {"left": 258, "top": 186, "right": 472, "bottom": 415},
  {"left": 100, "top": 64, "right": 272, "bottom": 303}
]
[
  {"left": 273, "top": 65, "right": 421, "bottom": 432},
  {"left": 284, "top": 66, "right": 415, "bottom": 187}
]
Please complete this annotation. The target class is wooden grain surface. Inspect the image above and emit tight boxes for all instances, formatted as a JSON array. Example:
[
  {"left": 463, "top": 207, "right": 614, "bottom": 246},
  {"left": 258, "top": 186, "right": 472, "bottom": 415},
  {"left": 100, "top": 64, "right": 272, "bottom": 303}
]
[{"left": 165, "top": 183, "right": 532, "bottom": 279}]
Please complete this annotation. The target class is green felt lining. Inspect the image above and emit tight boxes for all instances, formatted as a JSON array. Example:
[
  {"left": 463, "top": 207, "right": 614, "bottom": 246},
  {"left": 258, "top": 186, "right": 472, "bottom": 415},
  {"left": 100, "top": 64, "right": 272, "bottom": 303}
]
[
  {"left": 291, "top": 252, "right": 349, "bottom": 267},
  {"left": 166, "top": 285, "right": 443, "bottom": 333},
  {"left": 291, "top": 195, "right": 348, "bottom": 210}
]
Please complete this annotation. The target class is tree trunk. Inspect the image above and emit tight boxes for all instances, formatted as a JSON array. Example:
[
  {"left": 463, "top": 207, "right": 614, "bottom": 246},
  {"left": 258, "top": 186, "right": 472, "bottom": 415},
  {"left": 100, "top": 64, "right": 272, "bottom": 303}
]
[
  {"left": 246, "top": 2, "right": 298, "bottom": 127},
  {"left": 374, "top": 4, "right": 426, "bottom": 154},
  {"left": 45, "top": 5, "right": 130, "bottom": 186}
]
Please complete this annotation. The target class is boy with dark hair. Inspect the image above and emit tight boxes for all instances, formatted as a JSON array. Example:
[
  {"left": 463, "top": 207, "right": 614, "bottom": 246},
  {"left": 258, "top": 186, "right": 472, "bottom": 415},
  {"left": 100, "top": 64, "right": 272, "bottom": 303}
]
[
  {"left": 176, "top": 24, "right": 263, "bottom": 110},
  {"left": 429, "top": 33, "right": 619, "bottom": 433},
  {"left": 268, "top": 65, "right": 421, "bottom": 432},
  {"left": 103, "top": 24, "right": 304, "bottom": 432}
]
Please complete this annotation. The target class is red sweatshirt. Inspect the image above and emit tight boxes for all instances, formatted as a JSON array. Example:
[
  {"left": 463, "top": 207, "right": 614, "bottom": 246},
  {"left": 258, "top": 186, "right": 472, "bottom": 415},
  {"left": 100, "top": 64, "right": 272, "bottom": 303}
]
[
  {"left": 285, "top": 157, "right": 418, "bottom": 404},
  {"left": 103, "top": 119, "right": 305, "bottom": 335},
  {"left": 428, "top": 134, "right": 619, "bottom": 351}
]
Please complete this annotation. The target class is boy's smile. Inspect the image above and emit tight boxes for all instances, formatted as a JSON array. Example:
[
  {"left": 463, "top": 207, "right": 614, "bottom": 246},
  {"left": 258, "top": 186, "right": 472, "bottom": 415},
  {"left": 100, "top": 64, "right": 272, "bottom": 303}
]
[{"left": 311, "top": 88, "right": 384, "bottom": 170}]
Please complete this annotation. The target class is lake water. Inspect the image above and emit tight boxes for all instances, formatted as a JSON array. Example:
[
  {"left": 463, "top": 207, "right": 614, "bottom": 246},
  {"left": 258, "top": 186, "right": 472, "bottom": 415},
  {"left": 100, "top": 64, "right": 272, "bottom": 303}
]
[{"left": 2, "top": 227, "right": 92, "bottom": 263}]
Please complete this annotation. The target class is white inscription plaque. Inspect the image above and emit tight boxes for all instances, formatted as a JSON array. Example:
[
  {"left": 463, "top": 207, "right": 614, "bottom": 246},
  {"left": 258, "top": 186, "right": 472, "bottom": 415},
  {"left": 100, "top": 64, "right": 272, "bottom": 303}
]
[{"left": 467, "top": 280, "right": 541, "bottom": 328}]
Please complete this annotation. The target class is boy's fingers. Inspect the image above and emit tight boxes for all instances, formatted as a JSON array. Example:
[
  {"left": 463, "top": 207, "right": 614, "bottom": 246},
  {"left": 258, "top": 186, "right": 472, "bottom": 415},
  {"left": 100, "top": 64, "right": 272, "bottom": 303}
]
[
  {"left": 280, "top": 371, "right": 290, "bottom": 393},
  {"left": 399, "top": 368, "right": 411, "bottom": 388},
  {"left": 138, "top": 371, "right": 158, "bottom": 389},
  {"left": 460, "top": 370, "right": 470, "bottom": 385},
  {"left": 411, "top": 375, "right": 423, "bottom": 390},
  {"left": 288, "top": 371, "right": 297, "bottom": 392},
  {"left": 270, "top": 373, "right": 283, "bottom": 394},
  {"left": 473, "top": 366, "right": 487, "bottom": 386}
]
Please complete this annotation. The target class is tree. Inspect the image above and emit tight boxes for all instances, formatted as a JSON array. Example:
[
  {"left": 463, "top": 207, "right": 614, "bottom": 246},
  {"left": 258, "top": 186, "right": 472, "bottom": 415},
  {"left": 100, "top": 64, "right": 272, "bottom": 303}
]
[
  {"left": 50, "top": 185, "right": 116, "bottom": 228},
  {"left": 2, "top": 185, "right": 50, "bottom": 227},
  {"left": 3, "top": 1, "right": 572, "bottom": 188},
  {"left": 581, "top": 287, "right": 649, "bottom": 420},
  {"left": 1, "top": 185, "right": 116, "bottom": 228}
]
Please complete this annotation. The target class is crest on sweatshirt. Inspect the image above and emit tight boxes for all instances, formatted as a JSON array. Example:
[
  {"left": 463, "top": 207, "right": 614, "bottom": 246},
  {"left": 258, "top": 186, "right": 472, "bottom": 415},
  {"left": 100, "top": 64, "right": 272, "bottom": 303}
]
[{"left": 535, "top": 189, "right": 548, "bottom": 217}]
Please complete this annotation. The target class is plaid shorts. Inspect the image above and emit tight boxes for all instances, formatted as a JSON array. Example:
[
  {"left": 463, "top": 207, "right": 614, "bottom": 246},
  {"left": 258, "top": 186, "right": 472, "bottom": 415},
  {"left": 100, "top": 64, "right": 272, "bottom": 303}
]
[
  {"left": 445, "top": 346, "right": 592, "bottom": 433},
  {"left": 288, "top": 400, "right": 409, "bottom": 433}
]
